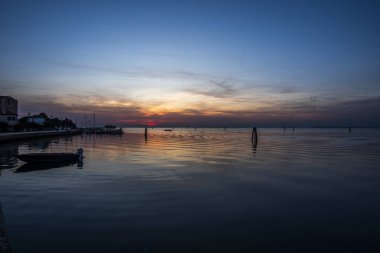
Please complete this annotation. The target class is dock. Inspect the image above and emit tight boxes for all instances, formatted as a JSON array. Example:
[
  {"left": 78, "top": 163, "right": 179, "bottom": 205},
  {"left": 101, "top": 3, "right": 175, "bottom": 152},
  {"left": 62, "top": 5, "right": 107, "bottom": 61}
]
[{"left": 0, "top": 130, "right": 81, "bottom": 142}]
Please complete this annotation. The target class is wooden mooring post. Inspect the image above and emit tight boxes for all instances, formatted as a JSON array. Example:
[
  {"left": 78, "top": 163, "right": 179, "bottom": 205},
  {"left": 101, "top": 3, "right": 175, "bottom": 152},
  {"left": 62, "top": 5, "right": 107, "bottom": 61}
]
[
  {"left": 144, "top": 127, "right": 148, "bottom": 139},
  {"left": 251, "top": 127, "right": 258, "bottom": 148}
]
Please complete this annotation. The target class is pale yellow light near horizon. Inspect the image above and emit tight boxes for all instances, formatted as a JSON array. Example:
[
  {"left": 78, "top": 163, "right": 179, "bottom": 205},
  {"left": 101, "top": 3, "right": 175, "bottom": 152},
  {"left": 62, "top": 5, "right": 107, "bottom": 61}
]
[{"left": 46, "top": 84, "right": 284, "bottom": 118}]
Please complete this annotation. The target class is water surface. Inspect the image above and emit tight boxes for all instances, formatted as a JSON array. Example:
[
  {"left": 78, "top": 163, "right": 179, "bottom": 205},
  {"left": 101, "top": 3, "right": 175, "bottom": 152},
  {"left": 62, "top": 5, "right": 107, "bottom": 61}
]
[{"left": 0, "top": 128, "right": 380, "bottom": 252}]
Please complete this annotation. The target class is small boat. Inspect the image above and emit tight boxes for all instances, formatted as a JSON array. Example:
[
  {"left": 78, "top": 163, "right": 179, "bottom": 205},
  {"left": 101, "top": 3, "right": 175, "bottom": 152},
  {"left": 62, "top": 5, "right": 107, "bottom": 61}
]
[
  {"left": 163, "top": 129, "right": 173, "bottom": 132},
  {"left": 14, "top": 161, "right": 78, "bottom": 173},
  {"left": 15, "top": 148, "right": 83, "bottom": 163},
  {"left": 84, "top": 126, "right": 123, "bottom": 135}
]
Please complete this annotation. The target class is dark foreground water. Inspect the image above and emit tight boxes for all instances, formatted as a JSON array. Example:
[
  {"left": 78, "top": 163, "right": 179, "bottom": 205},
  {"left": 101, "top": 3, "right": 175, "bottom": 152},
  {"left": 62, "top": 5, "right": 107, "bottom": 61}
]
[{"left": 0, "top": 128, "right": 380, "bottom": 253}]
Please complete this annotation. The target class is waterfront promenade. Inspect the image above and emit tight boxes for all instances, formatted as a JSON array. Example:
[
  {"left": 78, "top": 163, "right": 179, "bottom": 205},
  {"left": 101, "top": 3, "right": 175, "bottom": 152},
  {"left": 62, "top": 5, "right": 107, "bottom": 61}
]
[{"left": 0, "top": 130, "right": 81, "bottom": 142}]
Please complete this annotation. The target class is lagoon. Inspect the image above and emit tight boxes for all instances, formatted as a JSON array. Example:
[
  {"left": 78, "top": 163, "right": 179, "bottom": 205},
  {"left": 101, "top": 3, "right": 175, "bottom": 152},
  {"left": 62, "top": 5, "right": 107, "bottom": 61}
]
[{"left": 1, "top": 128, "right": 380, "bottom": 252}]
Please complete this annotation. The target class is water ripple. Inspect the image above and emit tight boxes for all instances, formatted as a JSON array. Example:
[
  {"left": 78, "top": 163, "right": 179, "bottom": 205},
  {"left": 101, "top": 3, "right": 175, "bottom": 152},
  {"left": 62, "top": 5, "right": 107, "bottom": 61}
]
[{"left": 0, "top": 128, "right": 380, "bottom": 252}]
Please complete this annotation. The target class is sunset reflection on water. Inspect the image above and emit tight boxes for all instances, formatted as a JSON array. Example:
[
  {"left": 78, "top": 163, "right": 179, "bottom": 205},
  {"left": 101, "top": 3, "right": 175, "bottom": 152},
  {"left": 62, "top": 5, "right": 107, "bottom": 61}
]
[{"left": 0, "top": 128, "right": 379, "bottom": 252}]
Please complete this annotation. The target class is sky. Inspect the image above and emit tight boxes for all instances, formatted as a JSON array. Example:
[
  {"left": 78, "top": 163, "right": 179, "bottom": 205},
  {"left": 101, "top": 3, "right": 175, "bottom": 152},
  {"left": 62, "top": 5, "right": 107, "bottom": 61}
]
[{"left": 1, "top": 0, "right": 380, "bottom": 127}]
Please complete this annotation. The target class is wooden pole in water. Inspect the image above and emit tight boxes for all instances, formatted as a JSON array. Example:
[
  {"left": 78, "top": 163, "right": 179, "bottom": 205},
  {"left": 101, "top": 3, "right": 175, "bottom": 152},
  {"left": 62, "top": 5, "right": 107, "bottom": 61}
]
[
  {"left": 144, "top": 127, "right": 148, "bottom": 139},
  {"left": 349, "top": 127, "right": 352, "bottom": 133},
  {"left": 251, "top": 127, "right": 258, "bottom": 147}
]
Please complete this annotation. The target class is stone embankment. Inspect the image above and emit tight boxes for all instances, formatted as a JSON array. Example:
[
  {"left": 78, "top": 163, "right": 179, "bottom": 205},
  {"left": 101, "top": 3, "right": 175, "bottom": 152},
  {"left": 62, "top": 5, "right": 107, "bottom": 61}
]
[{"left": 0, "top": 130, "right": 81, "bottom": 142}]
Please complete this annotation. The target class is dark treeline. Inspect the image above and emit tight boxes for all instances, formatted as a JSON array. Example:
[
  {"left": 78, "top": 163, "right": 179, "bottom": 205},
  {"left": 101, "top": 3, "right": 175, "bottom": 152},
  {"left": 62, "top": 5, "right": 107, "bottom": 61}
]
[{"left": 1, "top": 112, "right": 77, "bottom": 132}]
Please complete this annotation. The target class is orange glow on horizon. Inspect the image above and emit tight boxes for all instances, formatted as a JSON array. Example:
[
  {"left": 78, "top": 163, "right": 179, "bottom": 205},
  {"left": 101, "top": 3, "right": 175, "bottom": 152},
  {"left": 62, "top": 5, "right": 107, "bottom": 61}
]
[
  {"left": 116, "top": 119, "right": 159, "bottom": 126},
  {"left": 146, "top": 121, "right": 157, "bottom": 127}
]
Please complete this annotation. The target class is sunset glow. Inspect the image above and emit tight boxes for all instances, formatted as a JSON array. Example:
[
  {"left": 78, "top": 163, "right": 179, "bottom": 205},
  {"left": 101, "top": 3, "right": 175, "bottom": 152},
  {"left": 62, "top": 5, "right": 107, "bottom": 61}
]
[{"left": 1, "top": 0, "right": 379, "bottom": 127}]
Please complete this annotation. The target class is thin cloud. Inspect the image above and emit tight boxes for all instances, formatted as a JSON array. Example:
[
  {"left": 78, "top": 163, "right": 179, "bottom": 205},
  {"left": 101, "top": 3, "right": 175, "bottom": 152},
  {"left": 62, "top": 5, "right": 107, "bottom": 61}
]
[{"left": 210, "top": 80, "right": 235, "bottom": 92}]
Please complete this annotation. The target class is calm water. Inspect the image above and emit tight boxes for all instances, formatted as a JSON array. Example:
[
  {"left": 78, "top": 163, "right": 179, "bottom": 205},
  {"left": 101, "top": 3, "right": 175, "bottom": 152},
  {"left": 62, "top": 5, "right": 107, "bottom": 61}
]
[{"left": 0, "top": 128, "right": 380, "bottom": 252}]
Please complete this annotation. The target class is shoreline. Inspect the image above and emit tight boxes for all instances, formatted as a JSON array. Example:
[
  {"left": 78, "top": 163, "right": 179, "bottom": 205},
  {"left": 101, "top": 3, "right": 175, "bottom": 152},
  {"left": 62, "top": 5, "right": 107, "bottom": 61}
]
[{"left": 0, "top": 130, "right": 82, "bottom": 142}]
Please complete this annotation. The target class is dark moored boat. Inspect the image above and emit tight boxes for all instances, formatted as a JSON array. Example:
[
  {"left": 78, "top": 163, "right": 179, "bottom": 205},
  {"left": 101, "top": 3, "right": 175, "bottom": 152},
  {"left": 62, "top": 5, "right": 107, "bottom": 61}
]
[
  {"left": 15, "top": 148, "right": 83, "bottom": 163},
  {"left": 14, "top": 161, "right": 77, "bottom": 173}
]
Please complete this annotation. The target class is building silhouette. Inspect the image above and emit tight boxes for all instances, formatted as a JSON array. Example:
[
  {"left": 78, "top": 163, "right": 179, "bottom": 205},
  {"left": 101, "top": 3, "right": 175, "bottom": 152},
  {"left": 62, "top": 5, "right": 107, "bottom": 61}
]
[{"left": 0, "top": 96, "right": 18, "bottom": 126}]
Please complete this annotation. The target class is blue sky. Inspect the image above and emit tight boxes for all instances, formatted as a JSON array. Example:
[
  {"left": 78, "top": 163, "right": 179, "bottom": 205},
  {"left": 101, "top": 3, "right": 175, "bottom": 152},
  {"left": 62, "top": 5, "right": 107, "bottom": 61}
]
[{"left": 1, "top": 0, "right": 380, "bottom": 127}]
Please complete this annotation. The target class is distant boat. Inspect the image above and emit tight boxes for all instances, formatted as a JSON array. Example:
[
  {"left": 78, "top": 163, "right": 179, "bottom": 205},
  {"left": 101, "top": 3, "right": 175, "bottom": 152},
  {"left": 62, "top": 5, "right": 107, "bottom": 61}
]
[
  {"left": 104, "top": 125, "right": 123, "bottom": 134},
  {"left": 164, "top": 129, "right": 173, "bottom": 131},
  {"left": 84, "top": 125, "right": 123, "bottom": 135},
  {"left": 15, "top": 148, "right": 83, "bottom": 163}
]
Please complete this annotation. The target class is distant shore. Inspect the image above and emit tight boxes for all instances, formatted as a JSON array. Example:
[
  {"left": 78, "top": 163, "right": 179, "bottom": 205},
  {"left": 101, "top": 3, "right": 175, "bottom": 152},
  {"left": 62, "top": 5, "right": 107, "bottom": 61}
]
[{"left": 0, "top": 130, "right": 81, "bottom": 142}]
